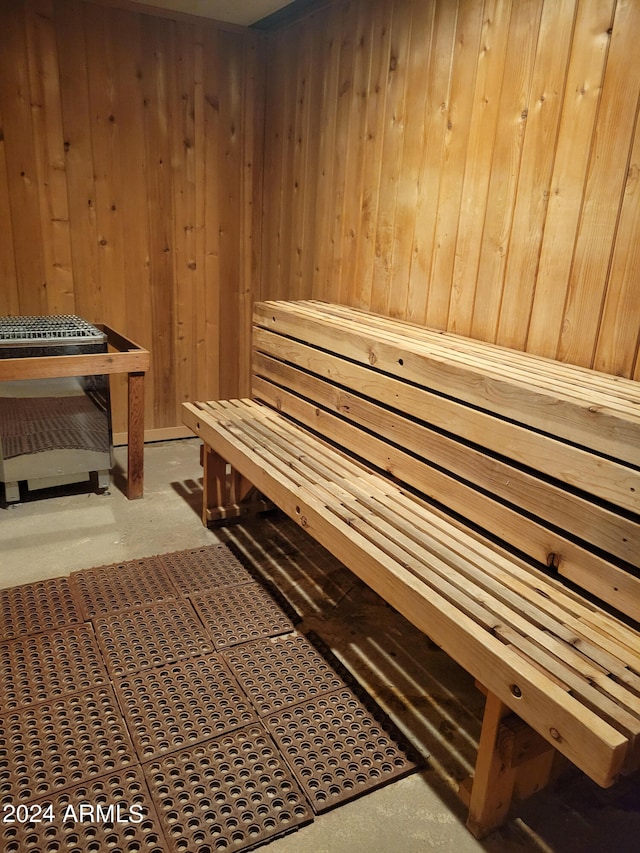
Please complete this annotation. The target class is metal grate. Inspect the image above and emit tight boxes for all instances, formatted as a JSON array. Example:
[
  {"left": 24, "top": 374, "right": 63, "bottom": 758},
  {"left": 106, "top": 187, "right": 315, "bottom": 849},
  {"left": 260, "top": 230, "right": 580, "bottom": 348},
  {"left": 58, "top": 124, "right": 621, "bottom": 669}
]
[{"left": 0, "top": 315, "right": 106, "bottom": 346}]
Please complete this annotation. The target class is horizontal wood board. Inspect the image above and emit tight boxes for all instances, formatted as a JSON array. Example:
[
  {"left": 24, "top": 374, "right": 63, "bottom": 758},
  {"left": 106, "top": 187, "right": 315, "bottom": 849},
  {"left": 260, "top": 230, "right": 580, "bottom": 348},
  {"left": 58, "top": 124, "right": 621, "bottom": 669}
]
[{"left": 251, "top": 300, "right": 640, "bottom": 620}]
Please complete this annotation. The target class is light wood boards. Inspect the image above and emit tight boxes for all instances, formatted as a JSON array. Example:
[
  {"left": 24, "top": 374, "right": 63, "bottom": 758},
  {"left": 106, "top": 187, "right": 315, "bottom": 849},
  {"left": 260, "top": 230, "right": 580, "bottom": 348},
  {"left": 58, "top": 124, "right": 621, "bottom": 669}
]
[
  {"left": 0, "top": 0, "right": 264, "bottom": 434},
  {"left": 183, "top": 295, "right": 640, "bottom": 831},
  {"left": 251, "top": 300, "right": 640, "bottom": 619},
  {"left": 182, "top": 395, "right": 639, "bottom": 788},
  {"left": 260, "top": 0, "right": 640, "bottom": 381}
]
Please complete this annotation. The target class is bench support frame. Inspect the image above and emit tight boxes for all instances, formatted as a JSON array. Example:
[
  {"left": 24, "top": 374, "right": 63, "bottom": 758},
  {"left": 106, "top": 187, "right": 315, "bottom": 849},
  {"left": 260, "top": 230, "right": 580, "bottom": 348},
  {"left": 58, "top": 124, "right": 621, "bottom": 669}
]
[
  {"left": 201, "top": 444, "right": 273, "bottom": 523},
  {"left": 462, "top": 688, "right": 555, "bottom": 837}
]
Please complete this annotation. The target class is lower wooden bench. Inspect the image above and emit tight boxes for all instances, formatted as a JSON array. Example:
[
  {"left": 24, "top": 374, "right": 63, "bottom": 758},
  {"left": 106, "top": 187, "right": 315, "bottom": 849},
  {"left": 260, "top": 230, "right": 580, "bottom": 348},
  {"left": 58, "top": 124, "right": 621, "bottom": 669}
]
[{"left": 183, "top": 300, "right": 640, "bottom": 838}]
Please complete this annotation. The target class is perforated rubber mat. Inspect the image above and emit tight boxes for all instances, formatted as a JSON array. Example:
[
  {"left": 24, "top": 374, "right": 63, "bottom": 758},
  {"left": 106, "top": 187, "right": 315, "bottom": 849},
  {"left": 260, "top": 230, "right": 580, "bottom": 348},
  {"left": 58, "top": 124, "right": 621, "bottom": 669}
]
[
  {"left": 0, "top": 686, "right": 136, "bottom": 803},
  {"left": 144, "top": 723, "right": 313, "bottom": 852},
  {"left": 70, "top": 556, "right": 178, "bottom": 619},
  {"left": 192, "top": 583, "right": 296, "bottom": 650},
  {"left": 265, "top": 686, "right": 419, "bottom": 814},
  {"left": 159, "top": 544, "right": 255, "bottom": 596},
  {"left": 0, "top": 543, "right": 420, "bottom": 852},
  {"left": 114, "top": 655, "right": 257, "bottom": 762},
  {"left": 0, "top": 577, "right": 83, "bottom": 641},
  {"left": 1, "top": 766, "right": 167, "bottom": 853},
  {"left": 223, "top": 633, "right": 349, "bottom": 717},
  {"left": 0, "top": 623, "right": 108, "bottom": 712},
  {"left": 93, "top": 600, "right": 215, "bottom": 678}
]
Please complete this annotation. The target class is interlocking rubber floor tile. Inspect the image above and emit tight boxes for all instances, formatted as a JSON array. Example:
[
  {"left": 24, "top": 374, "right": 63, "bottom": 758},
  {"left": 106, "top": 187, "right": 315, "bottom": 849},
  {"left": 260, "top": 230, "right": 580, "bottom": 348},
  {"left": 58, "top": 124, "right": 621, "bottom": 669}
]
[
  {"left": 114, "top": 655, "right": 257, "bottom": 762},
  {"left": 0, "top": 577, "right": 83, "bottom": 641},
  {"left": 0, "top": 623, "right": 108, "bottom": 712},
  {"left": 0, "top": 686, "right": 137, "bottom": 803},
  {"left": 144, "top": 723, "right": 313, "bottom": 853},
  {"left": 192, "top": 583, "right": 295, "bottom": 650},
  {"left": 223, "top": 634, "right": 349, "bottom": 717},
  {"left": 160, "top": 544, "right": 255, "bottom": 597},
  {"left": 70, "top": 556, "right": 178, "bottom": 619},
  {"left": 1, "top": 766, "right": 167, "bottom": 853},
  {"left": 265, "top": 686, "right": 419, "bottom": 813},
  {"left": 93, "top": 600, "right": 215, "bottom": 678}
]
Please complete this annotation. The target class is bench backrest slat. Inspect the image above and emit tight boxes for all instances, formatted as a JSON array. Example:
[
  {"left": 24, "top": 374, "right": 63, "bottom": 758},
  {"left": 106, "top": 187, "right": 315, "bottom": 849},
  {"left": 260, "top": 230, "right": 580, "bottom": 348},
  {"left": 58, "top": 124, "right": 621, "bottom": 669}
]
[
  {"left": 251, "top": 301, "right": 640, "bottom": 623},
  {"left": 254, "top": 301, "right": 640, "bottom": 464}
]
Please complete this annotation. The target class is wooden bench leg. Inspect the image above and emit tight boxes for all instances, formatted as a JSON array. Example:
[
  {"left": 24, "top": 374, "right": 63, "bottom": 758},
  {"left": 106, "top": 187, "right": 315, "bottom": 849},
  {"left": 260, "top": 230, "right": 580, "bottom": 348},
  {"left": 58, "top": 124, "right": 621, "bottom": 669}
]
[
  {"left": 201, "top": 444, "right": 273, "bottom": 525},
  {"left": 463, "top": 690, "right": 555, "bottom": 839}
]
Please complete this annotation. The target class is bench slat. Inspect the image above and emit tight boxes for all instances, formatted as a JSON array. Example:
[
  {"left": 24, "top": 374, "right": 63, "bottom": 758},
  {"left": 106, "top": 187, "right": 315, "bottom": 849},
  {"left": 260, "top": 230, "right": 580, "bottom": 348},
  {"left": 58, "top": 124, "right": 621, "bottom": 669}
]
[
  {"left": 266, "top": 301, "right": 640, "bottom": 418},
  {"left": 216, "top": 399, "right": 640, "bottom": 687},
  {"left": 182, "top": 397, "right": 631, "bottom": 787},
  {"left": 188, "top": 400, "right": 640, "bottom": 744},
  {"left": 303, "top": 301, "right": 640, "bottom": 409},
  {"left": 255, "top": 301, "right": 640, "bottom": 464},
  {"left": 253, "top": 355, "right": 638, "bottom": 564},
  {"left": 253, "top": 328, "right": 640, "bottom": 514},
  {"left": 252, "top": 373, "right": 640, "bottom": 620}
]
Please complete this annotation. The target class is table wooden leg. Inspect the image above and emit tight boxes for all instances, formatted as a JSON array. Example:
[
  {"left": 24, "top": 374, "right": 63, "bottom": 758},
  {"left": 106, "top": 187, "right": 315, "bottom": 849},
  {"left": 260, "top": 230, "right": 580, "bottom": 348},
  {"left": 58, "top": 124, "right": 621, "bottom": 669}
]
[{"left": 127, "top": 371, "right": 145, "bottom": 499}]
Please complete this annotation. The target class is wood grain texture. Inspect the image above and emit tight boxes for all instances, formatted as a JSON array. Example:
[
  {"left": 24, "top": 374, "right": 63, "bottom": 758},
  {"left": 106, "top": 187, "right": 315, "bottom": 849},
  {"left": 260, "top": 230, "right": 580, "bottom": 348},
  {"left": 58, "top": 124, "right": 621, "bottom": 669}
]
[
  {"left": 0, "top": 0, "right": 263, "bottom": 432},
  {"left": 261, "top": 0, "right": 640, "bottom": 380},
  {"left": 2, "top": 0, "right": 639, "bottom": 433}
]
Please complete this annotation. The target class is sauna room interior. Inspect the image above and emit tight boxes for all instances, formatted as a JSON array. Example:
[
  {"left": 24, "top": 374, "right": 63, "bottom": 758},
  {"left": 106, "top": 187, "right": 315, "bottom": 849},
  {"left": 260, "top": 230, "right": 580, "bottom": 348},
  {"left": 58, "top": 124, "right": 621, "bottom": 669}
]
[{"left": 0, "top": 1, "right": 639, "bottom": 851}]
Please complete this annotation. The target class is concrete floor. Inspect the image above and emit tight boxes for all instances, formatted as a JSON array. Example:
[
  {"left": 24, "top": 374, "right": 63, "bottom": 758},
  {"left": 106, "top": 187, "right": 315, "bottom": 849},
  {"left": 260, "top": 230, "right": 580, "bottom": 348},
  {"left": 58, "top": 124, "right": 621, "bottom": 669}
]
[{"left": 0, "top": 438, "right": 638, "bottom": 853}]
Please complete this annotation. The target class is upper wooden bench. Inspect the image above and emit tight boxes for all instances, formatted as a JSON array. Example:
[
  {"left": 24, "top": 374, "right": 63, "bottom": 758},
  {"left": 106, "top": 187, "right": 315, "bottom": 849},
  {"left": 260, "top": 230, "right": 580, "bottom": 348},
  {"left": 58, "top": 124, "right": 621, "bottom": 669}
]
[{"left": 182, "top": 299, "right": 640, "bottom": 838}]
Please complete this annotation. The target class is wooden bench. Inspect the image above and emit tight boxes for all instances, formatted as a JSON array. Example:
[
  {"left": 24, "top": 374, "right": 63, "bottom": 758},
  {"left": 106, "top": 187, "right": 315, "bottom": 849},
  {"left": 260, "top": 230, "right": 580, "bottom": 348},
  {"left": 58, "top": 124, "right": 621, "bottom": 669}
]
[{"left": 182, "top": 299, "right": 640, "bottom": 838}]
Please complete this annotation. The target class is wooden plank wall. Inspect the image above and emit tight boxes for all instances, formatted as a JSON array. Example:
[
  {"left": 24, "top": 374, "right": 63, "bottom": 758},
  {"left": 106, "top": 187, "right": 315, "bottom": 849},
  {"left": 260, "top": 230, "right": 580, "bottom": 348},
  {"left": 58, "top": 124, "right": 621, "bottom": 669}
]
[
  {"left": 0, "top": 0, "right": 265, "bottom": 436},
  {"left": 261, "top": 0, "right": 640, "bottom": 380}
]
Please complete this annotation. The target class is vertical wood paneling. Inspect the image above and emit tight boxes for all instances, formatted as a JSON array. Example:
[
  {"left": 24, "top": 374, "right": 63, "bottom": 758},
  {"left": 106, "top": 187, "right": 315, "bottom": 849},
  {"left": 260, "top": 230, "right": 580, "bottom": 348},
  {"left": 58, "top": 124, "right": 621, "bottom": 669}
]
[
  {"left": 426, "top": 0, "right": 484, "bottom": 330},
  {"left": 217, "top": 31, "right": 244, "bottom": 399},
  {"left": 340, "top": 0, "right": 385, "bottom": 308},
  {"left": 0, "top": 105, "right": 20, "bottom": 315},
  {"left": 558, "top": 0, "right": 640, "bottom": 366},
  {"left": 141, "top": 16, "right": 175, "bottom": 428},
  {"left": 2, "top": 0, "right": 639, "bottom": 434},
  {"left": 55, "top": 0, "right": 101, "bottom": 322},
  {"left": 26, "top": 0, "right": 74, "bottom": 315},
  {"left": 595, "top": 100, "right": 640, "bottom": 377},
  {"left": 262, "top": 0, "right": 640, "bottom": 380},
  {"left": 447, "top": 0, "right": 513, "bottom": 335},
  {"left": 371, "top": 0, "right": 411, "bottom": 317},
  {"left": 470, "top": 0, "right": 543, "bottom": 342},
  {"left": 327, "top": 0, "right": 359, "bottom": 303},
  {"left": 496, "top": 0, "right": 577, "bottom": 350},
  {"left": 0, "top": 0, "right": 48, "bottom": 314},
  {"left": 391, "top": 0, "right": 435, "bottom": 323},
  {"left": 0, "top": 0, "right": 264, "bottom": 433},
  {"left": 238, "top": 35, "right": 266, "bottom": 394},
  {"left": 404, "top": 0, "right": 456, "bottom": 325},
  {"left": 310, "top": 2, "right": 341, "bottom": 298},
  {"left": 526, "top": 0, "right": 615, "bottom": 359}
]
